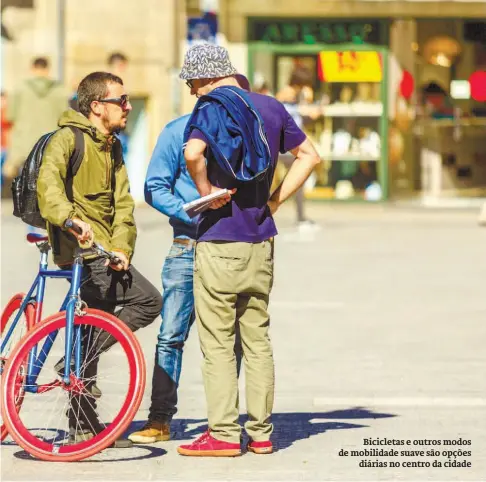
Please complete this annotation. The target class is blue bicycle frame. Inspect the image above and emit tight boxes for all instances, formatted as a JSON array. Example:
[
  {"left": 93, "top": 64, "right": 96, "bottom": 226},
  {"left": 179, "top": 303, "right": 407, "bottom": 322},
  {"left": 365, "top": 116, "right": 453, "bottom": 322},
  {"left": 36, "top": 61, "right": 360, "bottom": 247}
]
[{"left": 1, "top": 241, "right": 85, "bottom": 392}]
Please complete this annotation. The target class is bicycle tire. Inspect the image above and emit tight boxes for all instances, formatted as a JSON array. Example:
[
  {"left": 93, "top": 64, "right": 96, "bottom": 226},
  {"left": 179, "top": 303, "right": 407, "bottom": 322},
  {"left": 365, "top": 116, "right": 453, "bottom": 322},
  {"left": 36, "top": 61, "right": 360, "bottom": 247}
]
[
  {"left": 1, "top": 308, "right": 145, "bottom": 461},
  {"left": 0, "top": 293, "right": 34, "bottom": 441}
]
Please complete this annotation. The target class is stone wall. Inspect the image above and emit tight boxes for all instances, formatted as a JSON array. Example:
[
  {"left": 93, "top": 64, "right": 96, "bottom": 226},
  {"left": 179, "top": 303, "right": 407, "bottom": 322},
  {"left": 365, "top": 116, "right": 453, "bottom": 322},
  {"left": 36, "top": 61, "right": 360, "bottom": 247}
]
[{"left": 2, "top": 0, "right": 181, "bottom": 145}]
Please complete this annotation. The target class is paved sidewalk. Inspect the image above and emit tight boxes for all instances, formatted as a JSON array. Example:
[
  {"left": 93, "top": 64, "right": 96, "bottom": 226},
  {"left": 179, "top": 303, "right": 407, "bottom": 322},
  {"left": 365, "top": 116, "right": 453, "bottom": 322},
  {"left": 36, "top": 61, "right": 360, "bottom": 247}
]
[{"left": 1, "top": 203, "right": 485, "bottom": 481}]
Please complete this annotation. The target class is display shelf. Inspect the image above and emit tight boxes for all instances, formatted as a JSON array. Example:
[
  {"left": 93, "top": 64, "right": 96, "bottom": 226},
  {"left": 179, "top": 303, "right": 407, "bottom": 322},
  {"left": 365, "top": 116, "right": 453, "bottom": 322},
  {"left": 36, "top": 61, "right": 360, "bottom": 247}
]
[
  {"left": 322, "top": 103, "right": 383, "bottom": 117},
  {"left": 322, "top": 155, "right": 381, "bottom": 162}
]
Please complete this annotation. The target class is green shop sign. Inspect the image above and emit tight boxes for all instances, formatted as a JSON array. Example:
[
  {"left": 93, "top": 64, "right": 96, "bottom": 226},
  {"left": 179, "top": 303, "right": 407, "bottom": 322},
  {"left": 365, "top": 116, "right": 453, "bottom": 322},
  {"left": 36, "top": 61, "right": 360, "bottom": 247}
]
[{"left": 249, "top": 19, "right": 383, "bottom": 45}]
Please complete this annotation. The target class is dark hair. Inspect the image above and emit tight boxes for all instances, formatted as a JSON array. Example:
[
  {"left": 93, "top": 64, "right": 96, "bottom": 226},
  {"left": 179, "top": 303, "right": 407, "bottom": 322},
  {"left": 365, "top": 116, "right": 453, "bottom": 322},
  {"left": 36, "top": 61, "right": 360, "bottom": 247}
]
[
  {"left": 77, "top": 71, "right": 123, "bottom": 117},
  {"left": 289, "top": 67, "right": 312, "bottom": 88},
  {"left": 32, "top": 57, "right": 49, "bottom": 69},
  {"left": 107, "top": 52, "right": 128, "bottom": 66}
]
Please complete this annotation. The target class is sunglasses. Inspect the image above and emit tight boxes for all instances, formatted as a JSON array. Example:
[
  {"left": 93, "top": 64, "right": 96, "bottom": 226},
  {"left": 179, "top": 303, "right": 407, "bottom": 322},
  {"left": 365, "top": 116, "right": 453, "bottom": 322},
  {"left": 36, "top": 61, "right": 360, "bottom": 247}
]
[
  {"left": 98, "top": 94, "right": 130, "bottom": 109},
  {"left": 185, "top": 80, "right": 194, "bottom": 89}
]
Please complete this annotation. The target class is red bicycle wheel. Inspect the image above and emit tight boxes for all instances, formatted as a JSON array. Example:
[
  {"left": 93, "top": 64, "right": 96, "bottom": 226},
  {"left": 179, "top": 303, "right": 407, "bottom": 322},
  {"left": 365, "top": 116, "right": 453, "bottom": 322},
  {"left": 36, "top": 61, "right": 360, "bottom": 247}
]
[
  {"left": 1, "top": 308, "right": 145, "bottom": 461},
  {"left": 0, "top": 293, "right": 34, "bottom": 441}
]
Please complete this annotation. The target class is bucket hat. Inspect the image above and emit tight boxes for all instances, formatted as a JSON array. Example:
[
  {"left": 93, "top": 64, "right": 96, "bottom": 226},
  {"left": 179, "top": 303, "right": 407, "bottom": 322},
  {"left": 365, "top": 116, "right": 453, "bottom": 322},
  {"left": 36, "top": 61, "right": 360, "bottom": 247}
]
[{"left": 179, "top": 43, "right": 237, "bottom": 80}]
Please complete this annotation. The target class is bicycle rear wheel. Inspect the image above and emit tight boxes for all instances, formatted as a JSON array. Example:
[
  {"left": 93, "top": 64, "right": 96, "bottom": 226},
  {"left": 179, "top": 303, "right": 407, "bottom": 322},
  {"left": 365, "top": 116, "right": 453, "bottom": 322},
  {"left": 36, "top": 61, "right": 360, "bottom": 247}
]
[
  {"left": 1, "top": 293, "right": 34, "bottom": 441},
  {"left": 1, "top": 308, "right": 145, "bottom": 461}
]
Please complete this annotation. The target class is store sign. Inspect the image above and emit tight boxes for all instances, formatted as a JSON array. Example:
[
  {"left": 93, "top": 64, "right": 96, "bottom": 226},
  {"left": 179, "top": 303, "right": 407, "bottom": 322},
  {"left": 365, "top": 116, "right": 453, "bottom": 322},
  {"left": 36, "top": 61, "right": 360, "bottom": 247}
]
[
  {"left": 249, "top": 19, "right": 381, "bottom": 45},
  {"left": 187, "top": 13, "right": 218, "bottom": 45},
  {"left": 318, "top": 51, "right": 382, "bottom": 82}
]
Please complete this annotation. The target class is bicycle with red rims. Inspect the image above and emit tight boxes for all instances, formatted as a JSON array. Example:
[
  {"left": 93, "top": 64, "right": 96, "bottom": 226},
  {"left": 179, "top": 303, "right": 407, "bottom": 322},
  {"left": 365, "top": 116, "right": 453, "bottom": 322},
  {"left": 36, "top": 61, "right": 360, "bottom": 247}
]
[{"left": 1, "top": 224, "right": 145, "bottom": 461}]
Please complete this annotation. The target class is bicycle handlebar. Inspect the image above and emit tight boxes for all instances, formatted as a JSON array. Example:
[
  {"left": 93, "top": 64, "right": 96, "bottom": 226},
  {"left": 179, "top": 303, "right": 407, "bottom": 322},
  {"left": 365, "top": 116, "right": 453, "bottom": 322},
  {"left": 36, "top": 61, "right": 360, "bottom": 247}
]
[{"left": 64, "top": 219, "right": 122, "bottom": 266}]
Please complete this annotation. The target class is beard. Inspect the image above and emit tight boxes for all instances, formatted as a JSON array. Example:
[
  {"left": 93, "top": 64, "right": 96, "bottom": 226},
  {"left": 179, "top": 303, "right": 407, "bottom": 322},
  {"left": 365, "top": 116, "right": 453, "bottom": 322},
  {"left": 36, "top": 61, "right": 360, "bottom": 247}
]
[{"left": 108, "top": 117, "right": 128, "bottom": 135}]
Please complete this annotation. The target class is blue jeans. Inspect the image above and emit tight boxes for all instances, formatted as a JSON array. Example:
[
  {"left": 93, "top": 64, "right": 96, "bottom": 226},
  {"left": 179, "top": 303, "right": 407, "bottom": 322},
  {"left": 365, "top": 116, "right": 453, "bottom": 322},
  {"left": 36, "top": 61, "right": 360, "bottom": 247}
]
[{"left": 149, "top": 241, "right": 195, "bottom": 423}]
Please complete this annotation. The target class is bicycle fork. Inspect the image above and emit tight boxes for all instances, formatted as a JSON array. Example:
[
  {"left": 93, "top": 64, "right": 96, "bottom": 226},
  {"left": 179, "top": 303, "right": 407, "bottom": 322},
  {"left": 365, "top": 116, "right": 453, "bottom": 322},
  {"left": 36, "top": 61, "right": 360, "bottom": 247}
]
[{"left": 63, "top": 257, "right": 84, "bottom": 384}]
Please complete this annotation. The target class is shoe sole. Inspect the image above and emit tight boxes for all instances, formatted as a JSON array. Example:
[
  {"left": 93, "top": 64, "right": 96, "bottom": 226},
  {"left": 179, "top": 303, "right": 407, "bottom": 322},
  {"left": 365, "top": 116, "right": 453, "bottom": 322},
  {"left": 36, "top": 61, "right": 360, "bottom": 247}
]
[
  {"left": 128, "top": 434, "right": 170, "bottom": 444},
  {"left": 248, "top": 446, "right": 273, "bottom": 454},
  {"left": 177, "top": 447, "right": 241, "bottom": 457}
]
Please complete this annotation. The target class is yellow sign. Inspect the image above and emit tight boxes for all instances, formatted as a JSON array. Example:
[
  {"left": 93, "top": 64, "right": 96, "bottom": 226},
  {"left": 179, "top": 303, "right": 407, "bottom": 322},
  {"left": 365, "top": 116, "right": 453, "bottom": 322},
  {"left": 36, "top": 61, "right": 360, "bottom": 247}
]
[{"left": 318, "top": 51, "right": 382, "bottom": 82}]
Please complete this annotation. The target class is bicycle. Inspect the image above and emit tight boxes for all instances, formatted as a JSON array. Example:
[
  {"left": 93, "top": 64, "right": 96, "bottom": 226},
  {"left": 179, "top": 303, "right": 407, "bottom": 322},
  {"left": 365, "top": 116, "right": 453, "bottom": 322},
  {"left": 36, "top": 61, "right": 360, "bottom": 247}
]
[{"left": 1, "top": 224, "right": 146, "bottom": 461}]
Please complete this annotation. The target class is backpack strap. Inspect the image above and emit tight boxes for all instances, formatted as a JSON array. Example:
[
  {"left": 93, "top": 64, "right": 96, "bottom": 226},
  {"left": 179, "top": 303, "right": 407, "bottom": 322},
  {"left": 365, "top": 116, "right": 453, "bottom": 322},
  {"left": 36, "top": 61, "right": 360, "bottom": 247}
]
[
  {"left": 65, "top": 126, "right": 85, "bottom": 202},
  {"left": 50, "top": 126, "right": 84, "bottom": 256}
]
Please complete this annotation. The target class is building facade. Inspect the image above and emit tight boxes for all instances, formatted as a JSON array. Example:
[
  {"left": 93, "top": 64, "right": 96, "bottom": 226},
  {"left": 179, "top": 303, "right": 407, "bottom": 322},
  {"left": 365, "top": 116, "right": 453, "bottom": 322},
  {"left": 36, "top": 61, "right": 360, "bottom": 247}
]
[{"left": 2, "top": 0, "right": 485, "bottom": 203}]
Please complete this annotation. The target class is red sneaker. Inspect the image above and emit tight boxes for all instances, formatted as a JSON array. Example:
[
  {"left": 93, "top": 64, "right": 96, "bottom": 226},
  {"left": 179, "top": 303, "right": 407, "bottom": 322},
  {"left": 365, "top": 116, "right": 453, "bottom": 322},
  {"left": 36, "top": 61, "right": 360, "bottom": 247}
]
[
  {"left": 247, "top": 439, "right": 273, "bottom": 454},
  {"left": 177, "top": 431, "right": 241, "bottom": 457}
]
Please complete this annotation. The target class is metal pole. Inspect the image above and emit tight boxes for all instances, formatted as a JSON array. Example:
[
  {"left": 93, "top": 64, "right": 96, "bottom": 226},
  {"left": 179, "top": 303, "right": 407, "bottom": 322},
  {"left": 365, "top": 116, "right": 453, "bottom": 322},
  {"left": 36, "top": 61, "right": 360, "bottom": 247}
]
[{"left": 57, "top": 0, "right": 65, "bottom": 83}]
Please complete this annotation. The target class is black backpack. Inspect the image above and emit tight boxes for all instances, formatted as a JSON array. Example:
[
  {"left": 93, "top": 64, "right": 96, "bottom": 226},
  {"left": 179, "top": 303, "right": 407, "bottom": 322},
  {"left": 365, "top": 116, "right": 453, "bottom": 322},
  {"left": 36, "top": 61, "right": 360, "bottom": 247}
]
[{"left": 12, "top": 126, "right": 85, "bottom": 229}]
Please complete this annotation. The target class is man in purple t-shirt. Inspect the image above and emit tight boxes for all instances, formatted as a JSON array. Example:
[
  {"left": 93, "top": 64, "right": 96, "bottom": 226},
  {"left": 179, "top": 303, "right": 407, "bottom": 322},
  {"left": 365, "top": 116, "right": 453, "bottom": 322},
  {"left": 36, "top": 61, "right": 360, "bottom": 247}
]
[{"left": 177, "top": 44, "right": 320, "bottom": 458}]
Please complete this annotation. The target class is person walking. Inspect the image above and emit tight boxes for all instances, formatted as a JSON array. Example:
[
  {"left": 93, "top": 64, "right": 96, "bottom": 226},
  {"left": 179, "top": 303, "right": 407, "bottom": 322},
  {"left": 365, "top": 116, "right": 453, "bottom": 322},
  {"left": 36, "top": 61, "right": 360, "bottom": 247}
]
[
  {"left": 3, "top": 57, "right": 67, "bottom": 184},
  {"left": 276, "top": 66, "right": 321, "bottom": 230},
  {"left": 176, "top": 44, "right": 320, "bottom": 457}
]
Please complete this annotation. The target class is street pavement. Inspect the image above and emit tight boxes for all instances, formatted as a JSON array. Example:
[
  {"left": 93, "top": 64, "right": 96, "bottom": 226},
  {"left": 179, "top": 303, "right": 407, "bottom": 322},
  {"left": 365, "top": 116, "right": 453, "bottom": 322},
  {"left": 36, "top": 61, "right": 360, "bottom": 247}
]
[{"left": 1, "top": 201, "right": 485, "bottom": 481}]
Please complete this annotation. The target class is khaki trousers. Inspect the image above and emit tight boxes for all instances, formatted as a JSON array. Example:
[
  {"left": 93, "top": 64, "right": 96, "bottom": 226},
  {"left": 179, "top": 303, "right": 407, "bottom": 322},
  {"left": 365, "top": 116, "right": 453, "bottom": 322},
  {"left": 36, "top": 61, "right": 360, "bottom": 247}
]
[{"left": 194, "top": 239, "right": 275, "bottom": 443}]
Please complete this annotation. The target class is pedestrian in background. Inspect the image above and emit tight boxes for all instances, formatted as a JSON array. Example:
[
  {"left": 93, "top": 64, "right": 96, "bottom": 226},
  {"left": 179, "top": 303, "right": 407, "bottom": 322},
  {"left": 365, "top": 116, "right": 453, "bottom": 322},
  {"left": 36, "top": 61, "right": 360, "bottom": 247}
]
[
  {"left": 2, "top": 57, "right": 67, "bottom": 185},
  {"left": 177, "top": 44, "right": 320, "bottom": 457},
  {"left": 0, "top": 91, "right": 12, "bottom": 190},
  {"left": 107, "top": 52, "right": 130, "bottom": 157},
  {"left": 276, "top": 66, "right": 321, "bottom": 231}
]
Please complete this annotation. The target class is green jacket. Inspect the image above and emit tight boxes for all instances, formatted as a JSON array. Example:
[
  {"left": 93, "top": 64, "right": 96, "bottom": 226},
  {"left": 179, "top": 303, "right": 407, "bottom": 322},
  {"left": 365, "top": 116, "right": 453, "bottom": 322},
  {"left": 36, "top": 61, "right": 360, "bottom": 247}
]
[
  {"left": 37, "top": 109, "right": 137, "bottom": 266},
  {"left": 7, "top": 76, "right": 67, "bottom": 168}
]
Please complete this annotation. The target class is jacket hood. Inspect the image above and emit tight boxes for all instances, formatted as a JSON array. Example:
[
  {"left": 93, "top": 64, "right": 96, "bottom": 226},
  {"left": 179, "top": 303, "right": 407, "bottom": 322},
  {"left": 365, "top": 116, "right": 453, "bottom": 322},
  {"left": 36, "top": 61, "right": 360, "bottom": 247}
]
[
  {"left": 27, "top": 77, "right": 59, "bottom": 98},
  {"left": 58, "top": 109, "right": 113, "bottom": 144}
]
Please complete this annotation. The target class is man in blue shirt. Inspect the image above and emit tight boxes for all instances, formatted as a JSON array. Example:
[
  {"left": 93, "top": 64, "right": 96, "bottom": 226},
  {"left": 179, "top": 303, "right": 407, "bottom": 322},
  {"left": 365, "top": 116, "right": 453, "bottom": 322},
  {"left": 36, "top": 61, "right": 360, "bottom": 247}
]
[{"left": 128, "top": 74, "right": 250, "bottom": 444}]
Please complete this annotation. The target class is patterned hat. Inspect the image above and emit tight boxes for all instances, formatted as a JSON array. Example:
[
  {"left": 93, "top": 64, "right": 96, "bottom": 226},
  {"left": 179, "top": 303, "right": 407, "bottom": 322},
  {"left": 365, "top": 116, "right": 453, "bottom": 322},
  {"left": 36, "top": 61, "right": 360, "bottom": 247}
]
[{"left": 179, "top": 44, "right": 237, "bottom": 80}]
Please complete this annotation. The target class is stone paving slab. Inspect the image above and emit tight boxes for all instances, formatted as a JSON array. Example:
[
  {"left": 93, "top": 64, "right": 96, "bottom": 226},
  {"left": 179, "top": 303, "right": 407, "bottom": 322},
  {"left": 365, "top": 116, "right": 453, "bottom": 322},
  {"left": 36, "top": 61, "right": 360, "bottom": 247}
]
[{"left": 1, "top": 203, "right": 485, "bottom": 481}]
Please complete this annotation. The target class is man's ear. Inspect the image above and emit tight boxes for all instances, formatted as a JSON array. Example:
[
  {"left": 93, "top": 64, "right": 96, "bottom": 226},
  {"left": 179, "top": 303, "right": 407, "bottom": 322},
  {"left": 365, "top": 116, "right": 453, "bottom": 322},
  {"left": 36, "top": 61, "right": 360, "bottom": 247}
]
[{"left": 90, "top": 100, "right": 102, "bottom": 116}]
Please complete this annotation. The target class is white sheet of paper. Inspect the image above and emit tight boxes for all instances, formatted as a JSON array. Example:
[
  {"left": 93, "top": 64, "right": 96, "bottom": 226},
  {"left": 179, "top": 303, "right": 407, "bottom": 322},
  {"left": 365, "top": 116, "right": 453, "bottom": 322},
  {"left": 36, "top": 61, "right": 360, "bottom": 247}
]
[{"left": 183, "top": 189, "right": 230, "bottom": 218}]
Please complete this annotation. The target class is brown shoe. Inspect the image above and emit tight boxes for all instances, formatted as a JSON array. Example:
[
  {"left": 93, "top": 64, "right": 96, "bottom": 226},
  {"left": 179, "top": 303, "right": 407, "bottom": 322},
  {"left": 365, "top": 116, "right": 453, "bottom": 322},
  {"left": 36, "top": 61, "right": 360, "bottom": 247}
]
[{"left": 128, "top": 421, "right": 171, "bottom": 444}]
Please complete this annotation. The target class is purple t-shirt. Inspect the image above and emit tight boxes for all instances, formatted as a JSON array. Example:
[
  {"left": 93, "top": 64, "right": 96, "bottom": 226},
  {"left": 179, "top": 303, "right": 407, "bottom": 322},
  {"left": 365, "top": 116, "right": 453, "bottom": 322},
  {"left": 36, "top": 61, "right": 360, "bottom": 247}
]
[{"left": 190, "top": 91, "right": 306, "bottom": 242}]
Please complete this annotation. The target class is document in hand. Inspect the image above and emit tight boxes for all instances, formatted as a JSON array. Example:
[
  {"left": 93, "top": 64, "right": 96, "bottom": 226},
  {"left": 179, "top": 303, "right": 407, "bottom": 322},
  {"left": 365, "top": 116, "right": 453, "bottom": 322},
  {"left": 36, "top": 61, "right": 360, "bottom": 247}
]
[{"left": 183, "top": 189, "right": 230, "bottom": 218}]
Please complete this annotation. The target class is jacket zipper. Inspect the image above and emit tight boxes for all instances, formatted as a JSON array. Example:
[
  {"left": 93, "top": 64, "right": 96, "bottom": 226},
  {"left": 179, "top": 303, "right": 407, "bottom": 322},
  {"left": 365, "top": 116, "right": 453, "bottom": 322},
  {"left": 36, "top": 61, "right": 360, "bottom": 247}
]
[{"left": 105, "top": 143, "right": 110, "bottom": 189}]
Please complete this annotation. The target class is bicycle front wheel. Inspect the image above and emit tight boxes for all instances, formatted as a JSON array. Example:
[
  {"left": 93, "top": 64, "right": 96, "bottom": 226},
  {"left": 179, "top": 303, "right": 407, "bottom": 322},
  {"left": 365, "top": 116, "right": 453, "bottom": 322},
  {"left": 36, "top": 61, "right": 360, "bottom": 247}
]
[
  {"left": 1, "top": 308, "right": 145, "bottom": 461},
  {"left": 1, "top": 293, "right": 34, "bottom": 441}
]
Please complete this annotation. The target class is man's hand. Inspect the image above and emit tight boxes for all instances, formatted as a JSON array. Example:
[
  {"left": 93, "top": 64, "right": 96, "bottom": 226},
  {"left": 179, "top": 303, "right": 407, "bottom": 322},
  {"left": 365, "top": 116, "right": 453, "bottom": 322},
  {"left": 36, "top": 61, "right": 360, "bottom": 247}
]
[
  {"left": 68, "top": 217, "right": 94, "bottom": 247},
  {"left": 267, "top": 199, "right": 279, "bottom": 215},
  {"left": 105, "top": 251, "right": 129, "bottom": 271},
  {"left": 207, "top": 186, "right": 237, "bottom": 210}
]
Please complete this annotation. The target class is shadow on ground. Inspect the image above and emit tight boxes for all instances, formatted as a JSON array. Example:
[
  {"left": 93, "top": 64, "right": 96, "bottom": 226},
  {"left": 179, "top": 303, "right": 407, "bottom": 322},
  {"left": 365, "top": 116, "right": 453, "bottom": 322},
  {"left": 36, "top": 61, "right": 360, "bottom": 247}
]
[
  {"left": 127, "top": 407, "right": 396, "bottom": 451},
  {"left": 5, "top": 407, "right": 395, "bottom": 461},
  {"left": 12, "top": 444, "right": 167, "bottom": 463}
]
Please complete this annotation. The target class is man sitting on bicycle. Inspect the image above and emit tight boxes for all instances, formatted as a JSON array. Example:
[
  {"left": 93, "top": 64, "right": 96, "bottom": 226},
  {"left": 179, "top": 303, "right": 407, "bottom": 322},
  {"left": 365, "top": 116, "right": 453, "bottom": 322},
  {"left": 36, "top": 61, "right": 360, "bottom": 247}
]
[{"left": 36, "top": 71, "right": 163, "bottom": 446}]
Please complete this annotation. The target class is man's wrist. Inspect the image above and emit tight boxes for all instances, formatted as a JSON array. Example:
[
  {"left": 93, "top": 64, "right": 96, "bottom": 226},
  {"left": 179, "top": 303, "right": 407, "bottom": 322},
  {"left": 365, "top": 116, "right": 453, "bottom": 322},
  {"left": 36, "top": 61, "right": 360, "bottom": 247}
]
[
  {"left": 269, "top": 194, "right": 280, "bottom": 206},
  {"left": 197, "top": 181, "right": 212, "bottom": 197}
]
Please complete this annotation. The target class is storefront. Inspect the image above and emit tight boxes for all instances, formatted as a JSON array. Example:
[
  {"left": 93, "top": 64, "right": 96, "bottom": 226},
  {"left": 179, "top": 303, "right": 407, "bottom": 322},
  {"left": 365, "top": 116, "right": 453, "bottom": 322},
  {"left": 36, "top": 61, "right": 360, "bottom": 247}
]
[
  {"left": 412, "top": 19, "right": 486, "bottom": 203},
  {"left": 248, "top": 18, "right": 391, "bottom": 201},
  {"left": 238, "top": 7, "right": 486, "bottom": 202}
]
